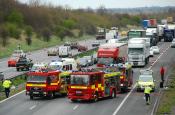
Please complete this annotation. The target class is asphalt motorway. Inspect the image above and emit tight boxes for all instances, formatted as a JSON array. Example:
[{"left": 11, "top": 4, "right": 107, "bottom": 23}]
[
  {"left": 0, "top": 41, "right": 173, "bottom": 115},
  {"left": 0, "top": 38, "right": 104, "bottom": 79}
]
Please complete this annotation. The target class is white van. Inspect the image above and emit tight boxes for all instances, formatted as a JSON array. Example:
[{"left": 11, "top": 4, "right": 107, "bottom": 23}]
[
  {"left": 49, "top": 58, "right": 78, "bottom": 71},
  {"left": 59, "top": 46, "right": 71, "bottom": 57}
]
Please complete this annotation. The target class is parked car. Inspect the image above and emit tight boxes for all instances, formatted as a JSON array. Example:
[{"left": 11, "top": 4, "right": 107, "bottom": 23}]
[
  {"left": 16, "top": 56, "right": 33, "bottom": 71},
  {"left": 77, "top": 45, "right": 88, "bottom": 52},
  {"left": 149, "top": 48, "right": 154, "bottom": 57},
  {"left": 83, "top": 56, "right": 94, "bottom": 66},
  {"left": 136, "top": 69, "right": 155, "bottom": 92},
  {"left": 70, "top": 42, "right": 78, "bottom": 49},
  {"left": 8, "top": 49, "right": 26, "bottom": 67},
  {"left": 92, "top": 53, "right": 98, "bottom": 64},
  {"left": 47, "top": 47, "right": 59, "bottom": 56},
  {"left": 92, "top": 41, "right": 100, "bottom": 47},
  {"left": 77, "top": 58, "right": 89, "bottom": 67},
  {"left": 171, "top": 38, "right": 175, "bottom": 48},
  {"left": 30, "top": 63, "right": 48, "bottom": 72},
  {"left": 150, "top": 46, "right": 160, "bottom": 54}
]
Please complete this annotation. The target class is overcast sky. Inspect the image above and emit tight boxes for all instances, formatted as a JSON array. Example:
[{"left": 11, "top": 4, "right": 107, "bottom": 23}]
[{"left": 18, "top": 0, "right": 175, "bottom": 9}]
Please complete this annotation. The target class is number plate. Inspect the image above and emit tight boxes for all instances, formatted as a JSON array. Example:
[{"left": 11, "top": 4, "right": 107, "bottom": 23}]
[
  {"left": 33, "top": 92, "right": 39, "bottom": 94},
  {"left": 76, "top": 91, "right": 82, "bottom": 94}
]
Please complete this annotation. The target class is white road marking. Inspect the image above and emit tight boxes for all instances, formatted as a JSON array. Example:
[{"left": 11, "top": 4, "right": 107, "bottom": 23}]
[
  {"left": 113, "top": 44, "right": 171, "bottom": 115},
  {"left": 29, "top": 105, "right": 36, "bottom": 110},
  {"left": 151, "top": 90, "right": 161, "bottom": 115},
  {"left": 112, "top": 84, "right": 136, "bottom": 115},
  {"left": 73, "top": 105, "right": 79, "bottom": 110},
  {"left": 0, "top": 90, "right": 25, "bottom": 104},
  {"left": 149, "top": 45, "right": 170, "bottom": 69}
]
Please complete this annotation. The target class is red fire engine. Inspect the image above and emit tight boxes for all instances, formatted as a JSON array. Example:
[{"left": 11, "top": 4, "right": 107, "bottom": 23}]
[
  {"left": 68, "top": 70, "right": 121, "bottom": 102},
  {"left": 26, "top": 69, "right": 71, "bottom": 99},
  {"left": 110, "top": 63, "right": 133, "bottom": 92}
]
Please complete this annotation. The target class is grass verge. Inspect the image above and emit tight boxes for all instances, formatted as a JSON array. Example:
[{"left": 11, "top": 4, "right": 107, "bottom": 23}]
[
  {"left": 0, "top": 74, "right": 26, "bottom": 101},
  {"left": 156, "top": 66, "right": 175, "bottom": 115},
  {"left": 74, "top": 48, "right": 97, "bottom": 59}
]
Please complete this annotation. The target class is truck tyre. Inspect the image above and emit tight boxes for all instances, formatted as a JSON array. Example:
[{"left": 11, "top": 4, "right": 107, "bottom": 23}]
[
  {"left": 71, "top": 99, "right": 77, "bottom": 102},
  {"left": 30, "top": 95, "right": 34, "bottom": 100},
  {"left": 93, "top": 92, "right": 98, "bottom": 102},
  {"left": 110, "top": 90, "right": 116, "bottom": 98},
  {"left": 48, "top": 92, "right": 54, "bottom": 99}
]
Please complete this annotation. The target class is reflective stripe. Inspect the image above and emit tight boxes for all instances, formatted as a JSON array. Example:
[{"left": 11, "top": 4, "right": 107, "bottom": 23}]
[
  {"left": 91, "top": 85, "right": 95, "bottom": 89},
  {"left": 71, "top": 86, "right": 87, "bottom": 89},
  {"left": 26, "top": 84, "right": 46, "bottom": 87},
  {"left": 50, "top": 81, "right": 60, "bottom": 86}
]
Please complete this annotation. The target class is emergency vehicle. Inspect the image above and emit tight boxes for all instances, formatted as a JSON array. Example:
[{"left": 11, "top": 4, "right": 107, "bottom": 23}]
[
  {"left": 26, "top": 69, "right": 71, "bottom": 99},
  {"left": 110, "top": 63, "right": 133, "bottom": 92},
  {"left": 68, "top": 70, "right": 121, "bottom": 102}
]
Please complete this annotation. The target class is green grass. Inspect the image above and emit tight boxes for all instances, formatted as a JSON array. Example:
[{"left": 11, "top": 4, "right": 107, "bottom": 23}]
[
  {"left": 0, "top": 74, "right": 26, "bottom": 101},
  {"left": 156, "top": 70, "right": 175, "bottom": 115},
  {"left": 0, "top": 35, "right": 93, "bottom": 58},
  {"left": 74, "top": 48, "right": 97, "bottom": 59}
]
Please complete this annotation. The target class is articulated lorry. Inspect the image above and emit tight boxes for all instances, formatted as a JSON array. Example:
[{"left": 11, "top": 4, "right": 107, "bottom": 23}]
[
  {"left": 97, "top": 43, "right": 127, "bottom": 67},
  {"left": 128, "top": 38, "right": 149, "bottom": 67},
  {"left": 163, "top": 24, "right": 175, "bottom": 42}
]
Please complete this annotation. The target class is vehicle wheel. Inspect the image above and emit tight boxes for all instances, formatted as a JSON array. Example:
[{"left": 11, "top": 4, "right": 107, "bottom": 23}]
[
  {"left": 110, "top": 90, "right": 116, "bottom": 98},
  {"left": 48, "top": 92, "right": 54, "bottom": 99},
  {"left": 16, "top": 68, "right": 19, "bottom": 71},
  {"left": 93, "top": 92, "right": 98, "bottom": 102},
  {"left": 136, "top": 88, "right": 140, "bottom": 92},
  {"left": 30, "top": 95, "right": 34, "bottom": 100},
  {"left": 26, "top": 67, "right": 29, "bottom": 71},
  {"left": 71, "top": 99, "right": 77, "bottom": 102}
]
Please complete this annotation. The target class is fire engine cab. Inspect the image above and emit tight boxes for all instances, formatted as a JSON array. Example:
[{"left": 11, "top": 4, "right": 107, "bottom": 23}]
[
  {"left": 68, "top": 70, "right": 121, "bottom": 102},
  {"left": 26, "top": 69, "right": 71, "bottom": 99}
]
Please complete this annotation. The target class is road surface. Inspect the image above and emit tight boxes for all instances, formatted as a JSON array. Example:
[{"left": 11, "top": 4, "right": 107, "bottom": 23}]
[{"left": 0, "top": 41, "right": 173, "bottom": 115}]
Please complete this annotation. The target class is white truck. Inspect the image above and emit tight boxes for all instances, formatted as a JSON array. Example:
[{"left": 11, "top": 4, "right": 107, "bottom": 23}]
[
  {"left": 59, "top": 46, "right": 71, "bottom": 57},
  {"left": 128, "top": 38, "right": 149, "bottom": 67},
  {"left": 146, "top": 27, "right": 158, "bottom": 46},
  {"left": 157, "top": 25, "right": 166, "bottom": 41}
]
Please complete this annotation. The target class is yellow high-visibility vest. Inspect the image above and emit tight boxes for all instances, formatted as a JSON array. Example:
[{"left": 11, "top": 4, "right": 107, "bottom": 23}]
[
  {"left": 144, "top": 86, "right": 152, "bottom": 94},
  {"left": 3, "top": 80, "right": 12, "bottom": 88}
]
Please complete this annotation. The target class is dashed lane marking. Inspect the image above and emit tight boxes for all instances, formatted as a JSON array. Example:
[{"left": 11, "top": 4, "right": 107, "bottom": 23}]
[
  {"left": 73, "top": 105, "right": 79, "bottom": 110},
  {"left": 29, "top": 105, "right": 36, "bottom": 110},
  {"left": 112, "top": 84, "right": 136, "bottom": 115},
  {"left": 113, "top": 44, "right": 171, "bottom": 115}
]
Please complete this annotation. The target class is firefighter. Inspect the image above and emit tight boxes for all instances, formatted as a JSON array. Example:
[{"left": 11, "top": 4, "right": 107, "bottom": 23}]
[
  {"left": 2, "top": 79, "right": 12, "bottom": 98},
  {"left": 144, "top": 85, "right": 152, "bottom": 105}
]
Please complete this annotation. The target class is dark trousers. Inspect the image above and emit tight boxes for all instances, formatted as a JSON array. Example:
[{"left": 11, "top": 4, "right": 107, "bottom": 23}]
[
  {"left": 145, "top": 93, "right": 150, "bottom": 103},
  {"left": 5, "top": 88, "right": 10, "bottom": 98},
  {"left": 161, "top": 74, "right": 164, "bottom": 82}
]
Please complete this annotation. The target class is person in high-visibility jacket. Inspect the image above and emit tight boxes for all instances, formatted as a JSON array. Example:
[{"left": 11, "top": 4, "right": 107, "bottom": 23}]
[
  {"left": 3, "top": 79, "right": 12, "bottom": 98},
  {"left": 144, "top": 85, "right": 152, "bottom": 105}
]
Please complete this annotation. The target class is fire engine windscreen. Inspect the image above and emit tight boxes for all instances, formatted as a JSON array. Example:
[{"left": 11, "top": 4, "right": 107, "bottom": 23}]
[
  {"left": 71, "top": 75, "right": 89, "bottom": 85},
  {"left": 27, "top": 76, "right": 47, "bottom": 82},
  {"left": 128, "top": 48, "right": 143, "bottom": 55},
  {"left": 98, "top": 58, "right": 114, "bottom": 65}
]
